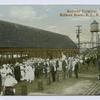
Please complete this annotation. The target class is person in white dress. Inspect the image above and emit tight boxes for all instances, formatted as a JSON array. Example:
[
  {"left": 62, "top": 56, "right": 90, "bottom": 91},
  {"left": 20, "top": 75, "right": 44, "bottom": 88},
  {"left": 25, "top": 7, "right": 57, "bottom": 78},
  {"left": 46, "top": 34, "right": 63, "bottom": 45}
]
[
  {"left": 20, "top": 64, "right": 26, "bottom": 81},
  {"left": 0, "top": 65, "right": 7, "bottom": 86},
  {"left": 32, "top": 66, "right": 35, "bottom": 81},
  {"left": 3, "top": 73, "right": 18, "bottom": 95},
  {"left": 6, "top": 66, "right": 13, "bottom": 75},
  {"left": 68, "top": 57, "right": 73, "bottom": 78}
]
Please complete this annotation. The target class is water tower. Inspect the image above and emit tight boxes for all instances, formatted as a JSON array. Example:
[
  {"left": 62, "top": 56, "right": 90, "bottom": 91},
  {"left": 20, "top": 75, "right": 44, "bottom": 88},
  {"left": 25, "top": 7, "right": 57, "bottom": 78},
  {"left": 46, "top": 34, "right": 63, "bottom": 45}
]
[{"left": 90, "top": 20, "right": 99, "bottom": 48}]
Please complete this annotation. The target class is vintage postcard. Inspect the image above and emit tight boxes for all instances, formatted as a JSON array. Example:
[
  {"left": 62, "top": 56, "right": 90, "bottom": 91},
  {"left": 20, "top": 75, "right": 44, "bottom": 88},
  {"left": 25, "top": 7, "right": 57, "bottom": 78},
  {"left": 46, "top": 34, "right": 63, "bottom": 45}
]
[{"left": 0, "top": 4, "right": 100, "bottom": 96}]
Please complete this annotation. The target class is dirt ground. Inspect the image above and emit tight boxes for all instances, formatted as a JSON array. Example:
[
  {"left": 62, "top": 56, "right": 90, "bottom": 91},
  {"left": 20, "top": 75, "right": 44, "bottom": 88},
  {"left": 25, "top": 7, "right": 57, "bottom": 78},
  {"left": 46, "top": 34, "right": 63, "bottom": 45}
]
[{"left": 28, "top": 73, "right": 98, "bottom": 96}]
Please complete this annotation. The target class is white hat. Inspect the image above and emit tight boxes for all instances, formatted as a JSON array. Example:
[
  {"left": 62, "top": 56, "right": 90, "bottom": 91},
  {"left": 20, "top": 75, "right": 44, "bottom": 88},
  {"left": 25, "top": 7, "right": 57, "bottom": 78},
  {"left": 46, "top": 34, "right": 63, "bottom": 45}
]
[{"left": 2, "top": 64, "right": 7, "bottom": 68}]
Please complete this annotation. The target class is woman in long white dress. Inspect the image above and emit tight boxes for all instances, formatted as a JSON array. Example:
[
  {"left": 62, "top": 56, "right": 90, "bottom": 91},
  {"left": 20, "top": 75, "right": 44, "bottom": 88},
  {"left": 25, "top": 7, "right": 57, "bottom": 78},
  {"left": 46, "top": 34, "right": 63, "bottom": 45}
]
[
  {"left": 24, "top": 65, "right": 33, "bottom": 83},
  {"left": 20, "top": 65, "right": 25, "bottom": 81},
  {"left": 24, "top": 65, "right": 30, "bottom": 82},
  {"left": 28, "top": 65, "right": 34, "bottom": 82},
  {"left": 32, "top": 66, "right": 35, "bottom": 81}
]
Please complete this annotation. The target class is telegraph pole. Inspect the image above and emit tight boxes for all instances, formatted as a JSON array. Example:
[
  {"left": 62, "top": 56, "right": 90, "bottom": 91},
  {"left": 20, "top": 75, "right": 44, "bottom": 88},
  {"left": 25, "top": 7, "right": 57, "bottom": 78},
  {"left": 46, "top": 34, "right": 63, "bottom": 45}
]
[
  {"left": 97, "top": 33, "right": 100, "bottom": 59},
  {"left": 76, "top": 25, "right": 82, "bottom": 53},
  {"left": 98, "top": 33, "right": 100, "bottom": 47}
]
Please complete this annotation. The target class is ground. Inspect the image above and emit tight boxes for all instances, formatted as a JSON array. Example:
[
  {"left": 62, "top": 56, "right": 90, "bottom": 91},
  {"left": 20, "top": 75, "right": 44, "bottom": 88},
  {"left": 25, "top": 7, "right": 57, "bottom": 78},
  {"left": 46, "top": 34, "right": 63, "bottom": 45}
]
[
  {"left": 15, "top": 72, "right": 99, "bottom": 96},
  {"left": 15, "top": 63, "right": 100, "bottom": 96},
  {"left": 28, "top": 73, "right": 98, "bottom": 96}
]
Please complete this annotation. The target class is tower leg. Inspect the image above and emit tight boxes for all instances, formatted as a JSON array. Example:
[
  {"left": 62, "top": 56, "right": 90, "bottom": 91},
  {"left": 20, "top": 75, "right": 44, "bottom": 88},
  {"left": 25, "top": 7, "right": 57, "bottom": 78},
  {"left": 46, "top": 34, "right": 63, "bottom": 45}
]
[{"left": 91, "top": 32, "right": 94, "bottom": 48}]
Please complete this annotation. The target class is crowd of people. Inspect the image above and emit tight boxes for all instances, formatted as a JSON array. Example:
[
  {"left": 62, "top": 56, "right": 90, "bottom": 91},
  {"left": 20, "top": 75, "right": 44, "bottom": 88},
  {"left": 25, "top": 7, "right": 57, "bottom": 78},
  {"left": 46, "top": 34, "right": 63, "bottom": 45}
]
[{"left": 0, "top": 53, "right": 98, "bottom": 95}]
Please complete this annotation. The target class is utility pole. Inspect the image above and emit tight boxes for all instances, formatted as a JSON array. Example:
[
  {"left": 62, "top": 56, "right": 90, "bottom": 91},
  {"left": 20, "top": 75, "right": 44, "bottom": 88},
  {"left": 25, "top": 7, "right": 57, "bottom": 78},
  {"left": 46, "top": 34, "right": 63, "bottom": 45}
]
[
  {"left": 97, "top": 33, "right": 100, "bottom": 59},
  {"left": 98, "top": 33, "right": 100, "bottom": 47},
  {"left": 76, "top": 25, "right": 82, "bottom": 53}
]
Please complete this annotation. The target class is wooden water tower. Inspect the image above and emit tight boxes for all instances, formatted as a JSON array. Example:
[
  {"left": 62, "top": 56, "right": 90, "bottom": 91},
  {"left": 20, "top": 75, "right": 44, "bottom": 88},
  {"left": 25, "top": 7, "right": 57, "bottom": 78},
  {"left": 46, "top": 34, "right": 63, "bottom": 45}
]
[{"left": 90, "top": 20, "right": 99, "bottom": 48}]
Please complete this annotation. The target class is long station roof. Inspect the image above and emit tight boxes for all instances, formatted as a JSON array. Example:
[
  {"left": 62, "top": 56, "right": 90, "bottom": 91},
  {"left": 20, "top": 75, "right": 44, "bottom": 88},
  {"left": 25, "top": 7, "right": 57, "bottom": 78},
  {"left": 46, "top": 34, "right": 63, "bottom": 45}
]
[{"left": 0, "top": 20, "right": 77, "bottom": 49}]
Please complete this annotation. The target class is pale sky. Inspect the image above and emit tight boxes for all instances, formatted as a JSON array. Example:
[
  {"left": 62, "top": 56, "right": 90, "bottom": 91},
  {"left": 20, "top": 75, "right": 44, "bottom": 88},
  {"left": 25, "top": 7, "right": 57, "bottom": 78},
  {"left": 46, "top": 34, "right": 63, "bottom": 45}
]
[{"left": 0, "top": 5, "right": 100, "bottom": 43}]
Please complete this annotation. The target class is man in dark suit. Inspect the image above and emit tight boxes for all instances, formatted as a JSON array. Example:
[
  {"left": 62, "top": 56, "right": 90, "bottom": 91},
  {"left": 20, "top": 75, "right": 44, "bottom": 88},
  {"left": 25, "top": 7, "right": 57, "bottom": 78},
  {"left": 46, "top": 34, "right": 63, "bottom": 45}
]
[
  {"left": 62, "top": 60, "right": 67, "bottom": 79},
  {"left": 74, "top": 62, "right": 79, "bottom": 79},
  {"left": 50, "top": 62, "right": 56, "bottom": 82},
  {"left": 14, "top": 63, "right": 21, "bottom": 82}
]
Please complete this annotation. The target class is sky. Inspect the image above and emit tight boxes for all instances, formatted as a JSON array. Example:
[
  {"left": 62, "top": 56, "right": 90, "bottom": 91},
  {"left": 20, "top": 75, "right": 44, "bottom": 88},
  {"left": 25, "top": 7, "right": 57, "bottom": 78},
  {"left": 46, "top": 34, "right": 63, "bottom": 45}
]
[{"left": 0, "top": 5, "right": 100, "bottom": 43}]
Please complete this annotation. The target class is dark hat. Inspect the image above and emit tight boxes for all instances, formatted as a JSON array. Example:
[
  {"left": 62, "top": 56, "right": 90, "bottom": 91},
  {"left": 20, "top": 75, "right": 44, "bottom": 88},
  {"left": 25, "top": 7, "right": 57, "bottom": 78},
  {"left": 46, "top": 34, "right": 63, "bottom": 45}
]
[{"left": 6, "top": 73, "right": 12, "bottom": 76}]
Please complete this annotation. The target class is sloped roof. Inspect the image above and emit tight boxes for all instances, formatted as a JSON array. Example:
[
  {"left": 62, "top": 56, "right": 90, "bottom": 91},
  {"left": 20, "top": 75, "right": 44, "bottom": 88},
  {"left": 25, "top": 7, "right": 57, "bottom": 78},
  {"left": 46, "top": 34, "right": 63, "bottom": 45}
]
[{"left": 0, "top": 20, "right": 77, "bottom": 49}]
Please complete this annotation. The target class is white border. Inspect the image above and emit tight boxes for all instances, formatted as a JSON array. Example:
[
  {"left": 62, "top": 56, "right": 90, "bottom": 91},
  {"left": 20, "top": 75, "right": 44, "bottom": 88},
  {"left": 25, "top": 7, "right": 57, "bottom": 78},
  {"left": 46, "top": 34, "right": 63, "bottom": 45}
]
[
  {"left": 0, "top": 0, "right": 100, "bottom": 5},
  {"left": 0, "top": 96, "right": 100, "bottom": 100},
  {"left": 0, "top": 0, "right": 100, "bottom": 100}
]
